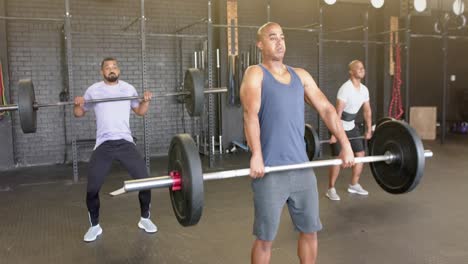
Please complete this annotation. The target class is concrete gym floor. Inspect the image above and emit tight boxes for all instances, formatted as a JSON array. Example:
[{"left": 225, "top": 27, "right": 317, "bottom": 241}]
[{"left": 0, "top": 136, "right": 467, "bottom": 264}]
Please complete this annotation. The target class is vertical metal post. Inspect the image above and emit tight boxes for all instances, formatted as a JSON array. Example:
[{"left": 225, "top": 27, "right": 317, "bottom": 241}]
[
  {"left": 216, "top": 48, "right": 223, "bottom": 149},
  {"left": 441, "top": 17, "right": 448, "bottom": 144},
  {"left": 317, "top": 7, "right": 325, "bottom": 157},
  {"left": 177, "top": 37, "right": 185, "bottom": 133},
  {"left": 140, "top": 0, "right": 151, "bottom": 173},
  {"left": 219, "top": 135, "right": 222, "bottom": 153},
  {"left": 364, "top": 10, "right": 369, "bottom": 86},
  {"left": 267, "top": 1, "right": 271, "bottom": 22},
  {"left": 207, "top": 0, "right": 215, "bottom": 167},
  {"left": 64, "top": 0, "right": 78, "bottom": 182},
  {"left": 405, "top": 14, "right": 411, "bottom": 121}
]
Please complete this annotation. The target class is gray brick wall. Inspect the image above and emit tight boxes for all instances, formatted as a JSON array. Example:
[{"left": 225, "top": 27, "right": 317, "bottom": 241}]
[{"left": 5, "top": 0, "right": 207, "bottom": 166}]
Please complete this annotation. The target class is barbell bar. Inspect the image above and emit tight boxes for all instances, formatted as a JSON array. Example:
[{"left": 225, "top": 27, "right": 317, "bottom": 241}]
[
  {"left": 3, "top": 88, "right": 228, "bottom": 110},
  {"left": 0, "top": 68, "right": 225, "bottom": 133},
  {"left": 116, "top": 150, "right": 433, "bottom": 193},
  {"left": 319, "top": 136, "right": 365, "bottom": 145},
  {"left": 110, "top": 120, "right": 433, "bottom": 227}
]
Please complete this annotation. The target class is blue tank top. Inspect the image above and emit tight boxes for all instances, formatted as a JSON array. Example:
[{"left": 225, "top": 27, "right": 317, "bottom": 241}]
[{"left": 258, "top": 64, "right": 309, "bottom": 166}]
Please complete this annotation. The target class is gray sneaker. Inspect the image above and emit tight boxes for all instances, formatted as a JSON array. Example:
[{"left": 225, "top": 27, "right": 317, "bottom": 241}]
[
  {"left": 138, "top": 218, "right": 158, "bottom": 233},
  {"left": 347, "top": 184, "right": 369, "bottom": 195},
  {"left": 325, "top": 188, "right": 341, "bottom": 201},
  {"left": 83, "top": 224, "right": 103, "bottom": 242}
]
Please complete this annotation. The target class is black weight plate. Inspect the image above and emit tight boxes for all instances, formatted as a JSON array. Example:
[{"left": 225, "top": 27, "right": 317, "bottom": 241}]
[
  {"left": 376, "top": 117, "right": 395, "bottom": 128},
  {"left": 184, "top": 68, "right": 204, "bottom": 117},
  {"left": 17, "top": 79, "right": 37, "bottom": 133},
  {"left": 369, "top": 120, "right": 425, "bottom": 194},
  {"left": 168, "top": 134, "right": 204, "bottom": 226},
  {"left": 304, "top": 124, "right": 320, "bottom": 161}
]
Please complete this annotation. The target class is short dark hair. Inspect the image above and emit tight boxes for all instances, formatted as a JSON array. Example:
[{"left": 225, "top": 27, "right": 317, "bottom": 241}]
[
  {"left": 257, "top": 22, "right": 281, "bottom": 41},
  {"left": 101, "top": 57, "right": 118, "bottom": 69}
]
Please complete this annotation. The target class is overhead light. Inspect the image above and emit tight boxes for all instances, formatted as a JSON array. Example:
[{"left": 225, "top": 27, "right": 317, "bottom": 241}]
[
  {"left": 414, "top": 0, "right": 427, "bottom": 12},
  {"left": 324, "top": 0, "right": 337, "bottom": 5},
  {"left": 453, "top": 0, "right": 465, "bottom": 16},
  {"left": 370, "top": 0, "right": 384, "bottom": 9}
]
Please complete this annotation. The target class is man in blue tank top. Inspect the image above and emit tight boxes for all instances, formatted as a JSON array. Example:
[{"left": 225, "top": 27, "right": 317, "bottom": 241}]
[{"left": 240, "top": 22, "right": 355, "bottom": 264}]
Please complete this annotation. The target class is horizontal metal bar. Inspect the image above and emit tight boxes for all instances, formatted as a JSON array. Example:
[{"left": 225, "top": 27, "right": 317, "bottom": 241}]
[
  {"left": 203, "top": 153, "right": 395, "bottom": 181},
  {"left": 411, "top": 33, "right": 468, "bottom": 41},
  {"left": 322, "top": 38, "right": 368, "bottom": 44},
  {"left": 115, "top": 150, "right": 433, "bottom": 194},
  {"left": 299, "top": 23, "right": 319, "bottom": 28},
  {"left": 411, "top": 33, "right": 443, "bottom": 39},
  {"left": 175, "top": 17, "right": 207, "bottom": 33},
  {"left": 35, "top": 87, "right": 228, "bottom": 109},
  {"left": 72, "top": 30, "right": 207, "bottom": 39},
  {"left": 212, "top": 23, "right": 259, "bottom": 30},
  {"left": 147, "top": 32, "right": 207, "bottom": 39},
  {"left": 36, "top": 96, "right": 142, "bottom": 108},
  {"left": 368, "top": 28, "right": 409, "bottom": 37},
  {"left": 320, "top": 136, "right": 364, "bottom": 144},
  {"left": 322, "top": 38, "right": 406, "bottom": 46},
  {"left": 203, "top": 87, "right": 227, "bottom": 93},
  {"left": 158, "top": 87, "right": 227, "bottom": 97},
  {"left": 0, "top": 104, "right": 19, "bottom": 111},
  {"left": 212, "top": 23, "right": 319, "bottom": 33},
  {"left": 71, "top": 31, "right": 140, "bottom": 37},
  {"left": 280, "top": 26, "right": 319, "bottom": 32},
  {"left": 322, "top": 25, "right": 365, "bottom": 35},
  {"left": 124, "top": 176, "right": 173, "bottom": 192},
  {"left": 0, "top": 16, "right": 64, "bottom": 22},
  {"left": 203, "top": 150, "right": 433, "bottom": 181}
]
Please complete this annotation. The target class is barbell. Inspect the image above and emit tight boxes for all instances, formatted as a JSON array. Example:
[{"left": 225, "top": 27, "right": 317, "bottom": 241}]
[
  {"left": 0, "top": 68, "right": 224, "bottom": 133},
  {"left": 110, "top": 119, "right": 433, "bottom": 227},
  {"left": 304, "top": 117, "right": 395, "bottom": 160}
]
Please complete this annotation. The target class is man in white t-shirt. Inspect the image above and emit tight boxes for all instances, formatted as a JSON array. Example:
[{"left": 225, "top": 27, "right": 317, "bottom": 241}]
[
  {"left": 74, "top": 57, "right": 157, "bottom": 242},
  {"left": 326, "top": 60, "right": 373, "bottom": 201}
]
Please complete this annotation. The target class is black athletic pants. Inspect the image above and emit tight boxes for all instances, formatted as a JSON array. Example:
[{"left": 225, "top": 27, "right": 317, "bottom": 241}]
[{"left": 86, "top": 139, "right": 150, "bottom": 226}]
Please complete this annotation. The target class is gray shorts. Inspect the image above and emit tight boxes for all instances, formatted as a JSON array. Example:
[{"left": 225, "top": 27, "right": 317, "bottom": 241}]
[{"left": 251, "top": 168, "right": 322, "bottom": 241}]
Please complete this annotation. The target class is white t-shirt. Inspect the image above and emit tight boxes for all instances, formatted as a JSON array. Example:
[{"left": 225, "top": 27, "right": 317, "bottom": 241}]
[
  {"left": 336, "top": 79, "right": 369, "bottom": 131},
  {"left": 83, "top": 80, "right": 140, "bottom": 149}
]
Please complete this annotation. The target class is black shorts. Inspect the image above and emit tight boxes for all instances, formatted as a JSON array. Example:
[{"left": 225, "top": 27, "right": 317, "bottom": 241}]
[{"left": 330, "top": 127, "right": 365, "bottom": 156}]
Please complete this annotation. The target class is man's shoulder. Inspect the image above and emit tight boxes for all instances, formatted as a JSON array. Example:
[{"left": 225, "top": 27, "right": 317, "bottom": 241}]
[
  {"left": 360, "top": 83, "right": 369, "bottom": 91},
  {"left": 118, "top": 80, "right": 135, "bottom": 89},
  {"left": 244, "top": 65, "right": 264, "bottom": 81},
  {"left": 246, "top": 64, "right": 263, "bottom": 74},
  {"left": 290, "top": 66, "right": 307, "bottom": 75},
  {"left": 86, "top": 81, "right": 105, "bottom": 92},
  {"left": 339, "top": 80, "right": 353, "bottom": 90}
]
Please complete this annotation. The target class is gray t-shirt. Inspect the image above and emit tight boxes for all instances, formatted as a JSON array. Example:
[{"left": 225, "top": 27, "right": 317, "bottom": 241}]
[
  {"left": 337, "top": 79, "right": 369, "bottom": 131},
  {"left": 83, "top": 80, "right": 140, "bottom": 149}
]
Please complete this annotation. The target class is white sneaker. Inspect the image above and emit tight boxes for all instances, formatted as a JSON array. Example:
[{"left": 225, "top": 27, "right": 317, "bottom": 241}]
[
  {"left": 347, "top": 184, "right": 369, "bottom": 195},
  {"left": 325, "top": 188, "right": 341, "bottom": 201},
  {"left": 138, "top": 218, "right": 158, "bottom": 233},
  {"left": 83, "top": 224, "right": 103, "bottom": 242}
]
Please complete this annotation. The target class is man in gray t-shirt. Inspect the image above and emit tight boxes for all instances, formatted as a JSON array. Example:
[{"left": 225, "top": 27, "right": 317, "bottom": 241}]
[
  {"left": 74, "top": 57, "right": 156, "bottom": 242},
  {"left": 326, "top": 60, "right": 373, "bottom": 201}
]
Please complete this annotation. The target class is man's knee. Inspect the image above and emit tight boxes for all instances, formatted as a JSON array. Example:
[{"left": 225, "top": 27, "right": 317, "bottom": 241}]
[
  {"left": 255, "top": 239, "right": 273, "bottom": 251},
  {"left": 355, "top": 150, "right": 365, "bottom": 157},
  {"left": 300, "top": 232, "right": 317, "bottom": 241}
]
